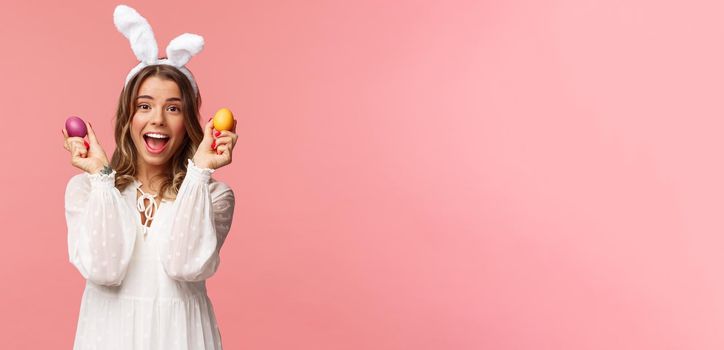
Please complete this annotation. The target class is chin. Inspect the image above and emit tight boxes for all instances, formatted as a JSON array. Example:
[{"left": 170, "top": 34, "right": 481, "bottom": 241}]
[{"left": 142, "top": 155, "right": 171, "bottom": 166}]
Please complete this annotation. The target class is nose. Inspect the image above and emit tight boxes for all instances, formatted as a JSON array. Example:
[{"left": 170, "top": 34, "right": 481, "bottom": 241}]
[{"left": 149, "top": 107, "right": 166, "bottom": 126}]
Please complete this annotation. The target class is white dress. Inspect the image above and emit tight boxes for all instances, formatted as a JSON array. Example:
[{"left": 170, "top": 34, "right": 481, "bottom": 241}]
[{"left": 64, "top": 159, "right": 235, "bottom": 350}]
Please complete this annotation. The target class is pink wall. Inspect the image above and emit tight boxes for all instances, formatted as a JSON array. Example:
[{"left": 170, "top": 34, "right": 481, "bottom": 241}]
[{"left": 2, "top": 0, "right": 724, "bottom": 348}]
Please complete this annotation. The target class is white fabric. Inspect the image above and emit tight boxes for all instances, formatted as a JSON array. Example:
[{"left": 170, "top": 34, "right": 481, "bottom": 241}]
[
  {"left": 65, "top": 159, "right": 235, "bottom": 350},
  {"left": 114, "top": 4, "right": 204, "bottom": 94}
]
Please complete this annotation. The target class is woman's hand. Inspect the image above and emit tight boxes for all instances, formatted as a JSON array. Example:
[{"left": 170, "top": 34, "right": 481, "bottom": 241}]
[
  {"left": 192, "top": 118, "right": 238, "bottom": 170},
  {"left": 62, "top": 121, "right": 110, "bottom": 174}
]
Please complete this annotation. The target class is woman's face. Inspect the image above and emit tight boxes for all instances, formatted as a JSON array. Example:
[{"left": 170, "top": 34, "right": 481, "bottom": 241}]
[{"left": 130, "top": 76, "right": 187, "bottom": 168}]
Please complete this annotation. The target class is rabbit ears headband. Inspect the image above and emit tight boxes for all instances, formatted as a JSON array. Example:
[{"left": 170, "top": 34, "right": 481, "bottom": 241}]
[{"left": 113, "top": 4, "right": 204, "bottom": 94}]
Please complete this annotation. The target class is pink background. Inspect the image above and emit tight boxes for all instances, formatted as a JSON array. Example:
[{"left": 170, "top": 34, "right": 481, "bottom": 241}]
[{"left": 2, "top": 0, "right": 724, "bottom": 348}]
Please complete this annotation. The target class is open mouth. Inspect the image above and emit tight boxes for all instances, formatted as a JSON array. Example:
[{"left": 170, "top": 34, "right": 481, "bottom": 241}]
[{"left": 143, "top": 132, "right": 170, "bottom": 154}]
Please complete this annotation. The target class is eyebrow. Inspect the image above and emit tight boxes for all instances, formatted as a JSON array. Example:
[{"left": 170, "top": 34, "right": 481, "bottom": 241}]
[{"left": 136, "top": 95, "right": 182, "bottom": 102}]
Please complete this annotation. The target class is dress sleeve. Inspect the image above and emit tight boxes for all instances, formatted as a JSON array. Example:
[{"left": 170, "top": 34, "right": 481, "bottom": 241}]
[
  {"left": 64, "top": 171, "right": 137, "bottom": 286},
  {"left": 159, "top": 159, "right": 236, "bottom": 282}
]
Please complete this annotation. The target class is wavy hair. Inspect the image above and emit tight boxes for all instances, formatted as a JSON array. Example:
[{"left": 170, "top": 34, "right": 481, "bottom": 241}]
[{"left": 110, "top": 64, "right": 204, "bottom": 200}]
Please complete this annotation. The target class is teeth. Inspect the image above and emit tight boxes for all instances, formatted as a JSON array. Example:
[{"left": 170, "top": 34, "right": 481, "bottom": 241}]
[{"left": 145, "top": 133, "right": 169, "bottom": 139}]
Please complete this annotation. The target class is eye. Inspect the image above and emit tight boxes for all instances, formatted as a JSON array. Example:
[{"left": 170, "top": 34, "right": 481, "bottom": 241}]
[
  {"left": 167, "top": 106, "right": 181, "bottom": 112},
  {"left": 137, "top": 104, "right": 150, "bottom": 110}
]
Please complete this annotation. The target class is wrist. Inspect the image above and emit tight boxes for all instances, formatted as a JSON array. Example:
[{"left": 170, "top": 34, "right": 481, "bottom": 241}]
[
  {"left": 187, "top": 158, "right": 215, "bottom": 183},
  {"left": 192, "top": 157, "right": 212, "bottom": 170},
  {"left": 90, "top": 163, "right": 112, "bottom": 175}
]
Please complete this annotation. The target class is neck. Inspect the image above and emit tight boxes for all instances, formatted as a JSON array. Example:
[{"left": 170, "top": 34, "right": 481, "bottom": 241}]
[{"left": 136, "top": 162, "right": 167, "bottom": 194}]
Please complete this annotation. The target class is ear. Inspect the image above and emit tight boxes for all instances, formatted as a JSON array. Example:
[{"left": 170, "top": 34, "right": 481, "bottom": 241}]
[
  {"left": 114, "top": 4, "right": 158, "bottom": 64},
  {"left": 166, "top": 33, "right": 204, "bottom": 67}
]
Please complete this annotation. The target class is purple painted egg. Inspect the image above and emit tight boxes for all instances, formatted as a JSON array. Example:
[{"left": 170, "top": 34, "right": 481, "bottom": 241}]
[{"left": 65, "top": 116, "right": 87, "bottom": 138}]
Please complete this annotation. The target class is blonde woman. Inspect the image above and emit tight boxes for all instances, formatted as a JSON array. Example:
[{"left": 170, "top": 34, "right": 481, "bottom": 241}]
[{"left": 62, "top": 6, "right": 238, "bottom": 346}]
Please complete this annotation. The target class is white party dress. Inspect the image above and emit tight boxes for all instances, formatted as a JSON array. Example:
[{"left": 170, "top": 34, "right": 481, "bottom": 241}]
[{"left": 64, "top": 159, "right": 235, "bottom": 350}]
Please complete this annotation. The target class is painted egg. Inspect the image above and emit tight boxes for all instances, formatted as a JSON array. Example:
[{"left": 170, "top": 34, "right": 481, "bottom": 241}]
[
  {"left": 65, "top": 116, "right": 88, "bottom": 138},
  {"left": 213, "top": 108, "right": 234, "bottom": 131}
]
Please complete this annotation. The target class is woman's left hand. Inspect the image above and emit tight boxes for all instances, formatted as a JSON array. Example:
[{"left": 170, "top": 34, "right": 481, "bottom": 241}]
[{"left": 192, "top": 118, "right": 238, "bottom": 170}]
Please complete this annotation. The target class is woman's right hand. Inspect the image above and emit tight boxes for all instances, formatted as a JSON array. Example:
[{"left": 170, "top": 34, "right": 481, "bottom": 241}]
[{"left": 62, "top": 121, "right": 111, "bottom": 174}]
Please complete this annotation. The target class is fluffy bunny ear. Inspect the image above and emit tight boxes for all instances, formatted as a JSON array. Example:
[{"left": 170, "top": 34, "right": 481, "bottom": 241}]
[
  {"left": 114, "top": 4, "right": 158, "bottom": 64},
  {"left": 166, "top": 33, "right": 204, "bottom": 67}
]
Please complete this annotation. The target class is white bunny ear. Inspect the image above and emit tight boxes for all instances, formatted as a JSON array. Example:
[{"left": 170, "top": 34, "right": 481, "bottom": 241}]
[
  {"left": 166, "top": 33, "right": 204, "bottom": 67},
  {"left": 113, "top": 4, "right": 158, "bottom": 64}
]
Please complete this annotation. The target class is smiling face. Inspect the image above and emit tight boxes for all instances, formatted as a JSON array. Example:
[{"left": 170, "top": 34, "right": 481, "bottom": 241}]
[{"left": 130, "top": 76, "right": 188, "bottom": 169}]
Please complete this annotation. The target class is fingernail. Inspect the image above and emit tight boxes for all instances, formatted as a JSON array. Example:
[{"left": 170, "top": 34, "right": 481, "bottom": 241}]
[
  {"left": 214, "top": 131, "right": 221, "bottom": 137},
  {"left": 84, "top": 140, "right": 89, "bottom": 149},
  {"left": 211, "top": 140, "right": 216, "bottom": 149}
]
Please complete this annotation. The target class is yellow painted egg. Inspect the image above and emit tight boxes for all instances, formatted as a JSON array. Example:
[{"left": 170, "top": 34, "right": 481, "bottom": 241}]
[{"left": 213, "top": 108, "right": 235, "bottom": 131}]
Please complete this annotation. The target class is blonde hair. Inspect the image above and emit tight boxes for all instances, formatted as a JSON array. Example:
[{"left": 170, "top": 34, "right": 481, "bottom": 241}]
[{"left": 110, "top": 64, "right": 204, "bottom": 200}]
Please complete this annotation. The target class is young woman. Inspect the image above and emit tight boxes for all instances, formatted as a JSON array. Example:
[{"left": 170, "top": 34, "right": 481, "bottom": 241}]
[{"left": 62, "top": 62, "right": 237, "bottom": 349}]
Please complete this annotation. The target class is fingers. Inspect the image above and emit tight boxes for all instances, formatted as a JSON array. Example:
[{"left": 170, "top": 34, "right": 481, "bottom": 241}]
[
  {"left": 198, "top": 117, "right": 237, "bottom": 162},
  {"left": 204, "top": 118, "right": 215, "bottom": 140},
  {"left": 216, "top": 130, "right": 237, "bottom": 138},
  {"left": 86, "top": 121, "right": 99, "bottom": 146},
  {"left": 232, "top": 119, "right": 237, "bottom": 133},
  {"left": 215, "top": 143, "right": 232, "bottom": 157},
  {"left": 62, "top": 128, "right": 73, "bottom": 151},
  {"left": 62, "top": 129, "right": 69, "bottom": 151},
  {"left": 63, "top": 127, "right": 90, "bottom": 152},
  {"left": 65, "top": 136, "right": 84, "bottom": 153},
  {"left": 214, "top": 129, "right": 238, "bottom": 156},
  {"left": 70, "top": 139, "right": 88, "bottom": 159},
  {"left": 214, "top": 135, "right": 235, "bottom": 148},
  {"left": 216, "top": 131, "right": 238, "bottom": 144}
]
